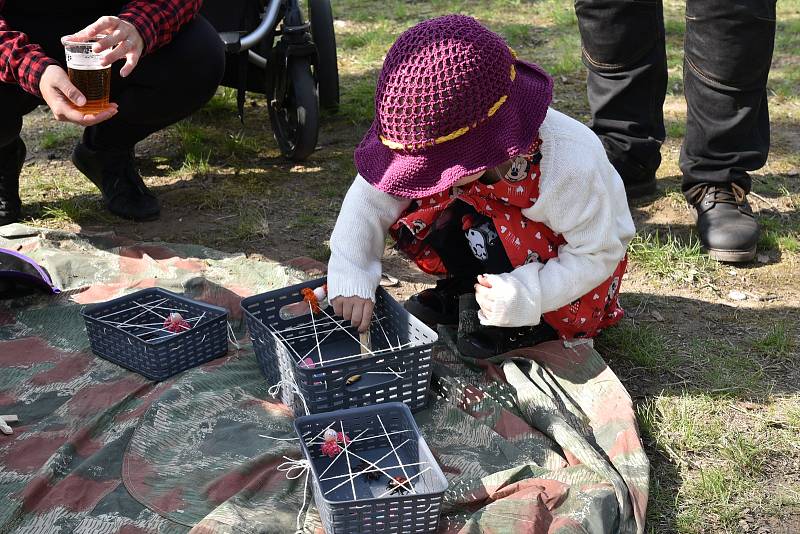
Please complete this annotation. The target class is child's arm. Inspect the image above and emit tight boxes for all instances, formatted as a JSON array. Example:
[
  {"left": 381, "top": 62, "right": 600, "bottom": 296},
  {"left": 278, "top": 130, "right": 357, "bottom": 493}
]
[
  {"left": 327, "top": 175, "right": 411, "bottom": 330},
  {"left": 476, "top": 128, "right": 636, "bottom": 327}
]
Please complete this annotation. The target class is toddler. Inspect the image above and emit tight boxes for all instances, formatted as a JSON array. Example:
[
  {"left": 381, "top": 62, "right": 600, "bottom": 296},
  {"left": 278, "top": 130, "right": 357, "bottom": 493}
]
[{"left": 326, "top": 15, "right": 635, "bottom": 358}]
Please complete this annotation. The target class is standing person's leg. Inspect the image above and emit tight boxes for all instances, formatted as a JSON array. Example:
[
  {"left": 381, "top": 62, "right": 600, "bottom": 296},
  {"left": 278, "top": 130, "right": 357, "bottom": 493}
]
[
  {"left": 0, "top": 86, "right": 40, "bottom": 224},
  {"left": 681, "top": 0, "right": 776, "bottom": 262},
  {"left": 73, "top": 15, "right": 225, "bottom": 221},
  {"left": 574, "top": 0, "right": 668, "bottom": 198}
]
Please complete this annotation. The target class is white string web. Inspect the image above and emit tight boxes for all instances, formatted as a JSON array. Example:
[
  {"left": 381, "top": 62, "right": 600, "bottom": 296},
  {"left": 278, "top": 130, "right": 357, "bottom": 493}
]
[
  {"left": 301, "top": 417, "right": 430, "bottom": 502},
  {"left": 92, "top": 295, "right": 211, "bottom": 343},
  {"left": 268, "top": 297, "right": 414, "bottom": 374}
]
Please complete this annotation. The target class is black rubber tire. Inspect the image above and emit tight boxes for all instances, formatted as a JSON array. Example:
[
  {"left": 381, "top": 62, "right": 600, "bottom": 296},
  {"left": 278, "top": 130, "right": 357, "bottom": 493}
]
[
  {"left": 308, "top": 0, "right": 340, "bottom": 111},
  {"left": 267, "top": 56, "right": 319, "bottom": 161}
]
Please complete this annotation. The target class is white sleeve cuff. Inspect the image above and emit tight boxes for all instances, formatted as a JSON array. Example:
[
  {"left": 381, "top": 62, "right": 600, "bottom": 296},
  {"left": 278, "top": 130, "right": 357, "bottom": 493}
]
[
  {"left": 326, "top": 175, "right": 410, "bottom": 303},
  {"left": 477, "top": 262, "right": 543, "bottom": 327}
]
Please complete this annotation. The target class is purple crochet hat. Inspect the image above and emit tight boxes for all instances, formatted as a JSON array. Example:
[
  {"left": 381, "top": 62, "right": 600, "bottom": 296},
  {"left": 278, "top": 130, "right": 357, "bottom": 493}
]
[{"left": 354, "top": 15, "right": 553, "bottom": 198}]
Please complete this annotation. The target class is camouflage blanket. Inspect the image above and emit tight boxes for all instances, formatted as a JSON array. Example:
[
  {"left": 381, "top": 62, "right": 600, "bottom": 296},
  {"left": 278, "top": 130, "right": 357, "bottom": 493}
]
[{"left": 0, "top": 225, "right": 649, "bottom": 534}]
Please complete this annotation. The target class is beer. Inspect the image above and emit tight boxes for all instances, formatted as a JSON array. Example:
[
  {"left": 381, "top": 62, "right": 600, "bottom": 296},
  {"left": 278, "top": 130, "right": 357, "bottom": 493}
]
[
  {"left": 62, "top": 36, "right": 111, "bottom": 114},
  {"left": 67, "top": 66, "right": 111, "bottom": 114}
]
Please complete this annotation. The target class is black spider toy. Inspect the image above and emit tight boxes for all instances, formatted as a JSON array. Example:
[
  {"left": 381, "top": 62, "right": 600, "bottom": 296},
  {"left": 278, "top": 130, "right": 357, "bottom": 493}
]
[{"left": 355, "top": 461, "right": 382, "bottom": 482}]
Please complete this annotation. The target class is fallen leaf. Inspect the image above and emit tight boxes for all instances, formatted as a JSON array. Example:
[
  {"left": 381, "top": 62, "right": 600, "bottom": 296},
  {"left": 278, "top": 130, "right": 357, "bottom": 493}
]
[{"left": 651, "top": 309, "right": 664, "bottom": 322}]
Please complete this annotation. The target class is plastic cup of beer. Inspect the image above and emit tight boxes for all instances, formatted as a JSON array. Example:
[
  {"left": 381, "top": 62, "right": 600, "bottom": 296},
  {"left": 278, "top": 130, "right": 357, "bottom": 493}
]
[{"left": 62, "top": 35, "right": 111, "bottom": 114}]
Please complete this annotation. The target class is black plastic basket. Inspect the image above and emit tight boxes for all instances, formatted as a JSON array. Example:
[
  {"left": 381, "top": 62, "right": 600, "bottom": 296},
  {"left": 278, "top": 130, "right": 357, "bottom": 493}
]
[
  {"left": 294, "top": 402, "right": 448, "bottom": 534},
  {"left": 81, "top": 288, "right": 229, "bottom": 381},
  {"left": 241, "top": 277, "right": 438, "bottom": 415}
]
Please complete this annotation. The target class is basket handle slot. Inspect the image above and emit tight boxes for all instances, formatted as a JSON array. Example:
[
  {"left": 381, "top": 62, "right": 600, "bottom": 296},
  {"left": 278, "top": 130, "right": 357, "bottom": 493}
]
[{"left": 344, "top": 370, "right": 402, "bottom": 393}]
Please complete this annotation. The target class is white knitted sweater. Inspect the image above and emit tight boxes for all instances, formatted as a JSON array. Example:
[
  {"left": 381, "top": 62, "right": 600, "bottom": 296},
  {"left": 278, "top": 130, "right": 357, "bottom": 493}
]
[{"left": 326, "top": 108, "right": 636, "bottom": 327}]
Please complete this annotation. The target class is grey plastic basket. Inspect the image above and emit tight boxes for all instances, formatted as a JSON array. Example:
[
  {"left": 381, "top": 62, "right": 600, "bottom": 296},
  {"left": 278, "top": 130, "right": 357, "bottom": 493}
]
[
  {"left": 241, "top": 277, "right": 438, "bottom": 415},
  {"left": 81, "top": 288, "right": 229, "bottom": 381},
  {"left": 294, "top": 402, "right": 448, "bottom": 534}
]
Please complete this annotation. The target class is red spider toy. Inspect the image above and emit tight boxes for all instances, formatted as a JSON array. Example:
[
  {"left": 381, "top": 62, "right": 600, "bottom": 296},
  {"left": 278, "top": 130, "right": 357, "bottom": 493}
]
[
  {"left": 320, "top": 428, "right": 351, "bottom": 458},
  {"left": 163, "top": 312, "right": 190, "bottom": 333},
  {"left": 386, "top": 475, "right": 411, "bottom": 495}
]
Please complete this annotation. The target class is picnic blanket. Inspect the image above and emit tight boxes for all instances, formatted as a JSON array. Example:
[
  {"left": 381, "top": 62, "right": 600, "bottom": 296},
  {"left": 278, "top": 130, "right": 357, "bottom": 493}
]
[{"left": 0, "top": 225, "right": 649, "bottom": 534}]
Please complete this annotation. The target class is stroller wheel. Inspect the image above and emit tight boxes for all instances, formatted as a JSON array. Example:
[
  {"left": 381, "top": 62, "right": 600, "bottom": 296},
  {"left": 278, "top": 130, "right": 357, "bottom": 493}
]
[
  {"left": 267, "top": 56, "right": 319, "bottom": 161},
  {"left": 308, "top": 0, "right": 339, "bottom": 112}
]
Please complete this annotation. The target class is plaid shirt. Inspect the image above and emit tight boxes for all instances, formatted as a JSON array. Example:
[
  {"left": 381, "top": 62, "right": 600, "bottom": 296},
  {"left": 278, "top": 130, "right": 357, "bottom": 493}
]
[{"left": 0, "top": 0, "right": 202, "bottom": 97}]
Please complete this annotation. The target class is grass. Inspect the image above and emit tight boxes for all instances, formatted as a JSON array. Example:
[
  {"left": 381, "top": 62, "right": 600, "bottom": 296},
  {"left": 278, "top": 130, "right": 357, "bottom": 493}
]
[
  {"left": 597, "top": 320, "right": 669, "bottom": 368},
  {"left": 665, "top": 119, "right": 687, "bottom": 139},
  {"left": 753, "top": 322, "right": 797, "bottom": 360},
  {"left": 758, "top": 217, "right": 800, "bottom": 254},
  {"left": 180, "top": 149, "right": 211, "bottom": 176},
  {"left": 641, "top": 391, "right": 800, "bottom": 532},
  {"left": 233, "top": 203, "right": 270, "bottom": 241},
  {"left": 688, "top": 339, "right": 765, "bottom": 394},
  {"left": 38, "top": 198, "right": 111, "bottom": 226},
  {"left": 628, "top": 231, "right": 719, "bottom": 286},
  {"left": 39, "top": 126, "right": 81, "bottom": 150}
]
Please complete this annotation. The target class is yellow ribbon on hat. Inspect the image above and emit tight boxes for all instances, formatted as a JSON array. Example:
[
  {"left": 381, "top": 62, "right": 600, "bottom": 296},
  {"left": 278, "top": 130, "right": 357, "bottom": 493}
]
[{"left": 381, "top": 47, "right": 518, "bottom": 151}]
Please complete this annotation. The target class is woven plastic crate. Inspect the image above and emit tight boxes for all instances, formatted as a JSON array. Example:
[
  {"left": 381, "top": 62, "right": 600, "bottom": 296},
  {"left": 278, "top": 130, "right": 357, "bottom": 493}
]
[
  {"left": 294, "top": 402, "right": 448, "bottom": 534},
  {"left": 81, "top": 288, "right": 229, "bottom": 381},
  {"left": 241, "top": 277, "right": 438, "bottom": 414}
]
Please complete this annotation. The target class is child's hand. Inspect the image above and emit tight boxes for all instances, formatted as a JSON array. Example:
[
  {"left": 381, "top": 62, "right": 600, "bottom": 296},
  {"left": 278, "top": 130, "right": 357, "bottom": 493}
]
[
  {"left": 474, "top": 275, "right": 497, "bottom": 319},
  {"left": 474, "top": 273, "right": 537, "bottom": 327},
  {"left": 331, "top": 296, "right": 374, "bottom": 333}
]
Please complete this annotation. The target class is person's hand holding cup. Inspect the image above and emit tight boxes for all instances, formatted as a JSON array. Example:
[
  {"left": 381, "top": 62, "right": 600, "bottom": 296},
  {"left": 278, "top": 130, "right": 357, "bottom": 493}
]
[
  {"left": 42, "top": 16, "right": 144, "bottom": 126},
  {"left": 39, "top": 65, "right": 118, "bottom": 126},
  {"left": 63, "top": 16, "right": 145, "bottom": 78}
]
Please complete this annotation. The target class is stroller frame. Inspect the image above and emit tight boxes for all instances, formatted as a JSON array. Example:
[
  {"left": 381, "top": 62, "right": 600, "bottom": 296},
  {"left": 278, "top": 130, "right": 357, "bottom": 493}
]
[{"left": 206, "top": 0, "right": 339, "bottom": 161}]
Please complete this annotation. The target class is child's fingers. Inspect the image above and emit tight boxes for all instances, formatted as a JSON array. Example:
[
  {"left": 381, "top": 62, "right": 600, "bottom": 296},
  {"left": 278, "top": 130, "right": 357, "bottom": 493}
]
[
  {"left": 477, "top": 274, "right": 493, "bottom": 288},
  {"left": 332, "top": 297, "right": 343, "bottom": 317},
  {"left": 340, "top": 300, "right": 354, "bottom": 321},
  {"left": 475, "top": 289, "right": 494, "bottom": 315},
  {"left": 350, "top": 301, "right": 364, "bottom": 330},
  {"left": 357, "top": 300, "right": 374, "bottom": 333},
  {"left": 474, "top": 283, "right": 494, "bottom": 301}
]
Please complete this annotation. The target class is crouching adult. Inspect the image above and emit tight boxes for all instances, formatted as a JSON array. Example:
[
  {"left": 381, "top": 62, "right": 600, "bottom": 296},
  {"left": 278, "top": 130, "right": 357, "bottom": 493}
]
[{"left": 0, "top": 0, "right": 225, "bottom": 222}]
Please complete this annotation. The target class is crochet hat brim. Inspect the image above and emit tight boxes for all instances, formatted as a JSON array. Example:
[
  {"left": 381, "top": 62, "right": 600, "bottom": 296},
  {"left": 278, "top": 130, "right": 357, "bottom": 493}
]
[{"left": 354, "top": 60, "right": 553, "bottom": 198}]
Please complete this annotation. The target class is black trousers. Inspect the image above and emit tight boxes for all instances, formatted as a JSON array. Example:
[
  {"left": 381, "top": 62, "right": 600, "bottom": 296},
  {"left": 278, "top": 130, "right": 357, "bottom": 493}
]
[
  {"left": 574, "top": 0, "right": 777, "bottom": 193},
  {"left": 0, "top": 11, "right": 225, "bottom": 151}
]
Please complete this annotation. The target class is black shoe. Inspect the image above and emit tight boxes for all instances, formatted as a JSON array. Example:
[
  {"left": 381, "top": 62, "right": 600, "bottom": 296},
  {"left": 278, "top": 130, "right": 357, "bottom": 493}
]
[
  {"left": 623, "top": 176, "right": 658, "bottom": 200},
  {"left": 71, "top": 143, "right": 160, "bottom": 222},
  {"left": 455, "top": 293, "right": 559, "bottom": 358},
  {"left": 0, "top": 137, "right": 26, "bottom": 225},
  {"left": 457, "top": 323, "right": 559, "bottom": 359},
  {"left": 404, "top": 277, "right": 474, "bottom": 326},
  {"left": 602, "top": 140, "right": 659, "bottom": 199},
  {"left": 686, "top": 183, "right": 759, "bottom": 263}
]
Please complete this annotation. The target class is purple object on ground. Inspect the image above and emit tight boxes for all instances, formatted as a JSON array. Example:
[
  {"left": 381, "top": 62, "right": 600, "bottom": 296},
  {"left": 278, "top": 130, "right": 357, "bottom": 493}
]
[{"left": 0, "top": 248, "right": 60, "bottom": 297}]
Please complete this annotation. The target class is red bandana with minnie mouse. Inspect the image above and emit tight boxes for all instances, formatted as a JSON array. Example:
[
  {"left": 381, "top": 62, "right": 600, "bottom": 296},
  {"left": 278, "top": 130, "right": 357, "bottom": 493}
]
[{"left": 390, "top": 138, "right": 627, "bottom": 339}]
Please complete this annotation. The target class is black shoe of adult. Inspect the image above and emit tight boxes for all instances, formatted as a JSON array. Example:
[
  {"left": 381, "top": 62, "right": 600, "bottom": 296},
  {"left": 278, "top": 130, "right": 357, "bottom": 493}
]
[
  {"left": 686, "top": 183, "right": 759, "bottom": 263},
  {"left": 0, "top": 137, "right": 26, "bottom": 225},
  {"left": 404, "top": 277, "right": 474, "bottom": 326},
  {"left": 71, "top": 143, "right": 160, "bottom": 222},
  {"left": 602, "top": 142, "right": 659, "bottom": 199},
  {"left": 623, "top": 176, "right": 658, "bottom": 200},
  {"left": 456, "top": 323, "right": 560, "bottom": 359}
]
